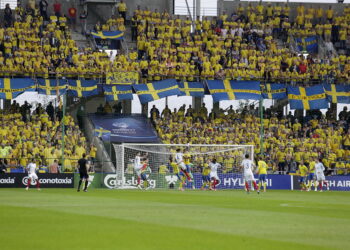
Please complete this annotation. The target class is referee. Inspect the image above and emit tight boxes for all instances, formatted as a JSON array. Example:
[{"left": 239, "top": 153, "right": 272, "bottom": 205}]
[{"left": 77, "top": 153, "right": 89, "bottom": 192}]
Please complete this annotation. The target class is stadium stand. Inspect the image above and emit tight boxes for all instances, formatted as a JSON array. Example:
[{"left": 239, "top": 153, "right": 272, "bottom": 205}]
[
  {"left": 0, "top": 102, "right": 91, "bottom": 173},
  {"left": 152, "top": 104, "right": 350, "bottom": 175}
]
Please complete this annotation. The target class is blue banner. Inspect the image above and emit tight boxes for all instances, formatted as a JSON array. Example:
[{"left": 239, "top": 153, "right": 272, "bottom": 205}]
[
  {"left": 133, "top": 79, "right": 181, "bottom": 104},
  {"left": 37, "top": 79, "right": 67, "bottom": 96},
  {"left": 0, "top": 78, "right": 35, "bottom": 99},
  {"left": 89, "top": 114, "right": 159, "bottom": 143},
  {"left": 288, "top": 85, "right": 329, "bottom": 110},
  {"left": 324, "top": 84, "right": 350, "bottom": 104},
  {"left": 178, "top": 81, "right": 205, "bottom": 97},
  {"left": 207, "top": 80, "right": 261, "bottom": 102},
  {"left": 261, "top": 83, "right": 287, "bottom": 99},
  {"left": 68, "top": 80, "right": 99, "bottom": 97},
  {"left": 91, "top": 31, "right": 124, "bottom": 40},
  {"left": 295, "top": 36, "right": 318, "bottom": 53},
  {"left": 103, "top": 85, "right": 133, "bottom": 102}
]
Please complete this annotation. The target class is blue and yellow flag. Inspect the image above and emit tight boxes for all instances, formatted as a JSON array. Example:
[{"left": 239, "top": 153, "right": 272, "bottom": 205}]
[
  {"left": 0, "top": 78, "right": 35, "bottom": 99},
  {"left": 37, "top": 79, "right": 67, "bottom": 96},
  {"left": 91, "top": 31, "right": 124, "bottom": 40},
  {"left": 68, "top": 80, "right": 99, "bottom": 97},
  {"left": 94, "top": 125, "right": 111, "bottom": 141},
  {"left": 323, "top": 84, "right": 350, "bottom": 104},
  {"left": 133, "top": 79, "right": 181, "bottom": 104},
  {"left": 178, "top": 82, "right": 204, "bottom": 97},
  {"left": 207, "top": 80, "right": 261, "bottom": 102},
  {"left": 106, "top": 72, "right": 139, "bottom": 85},
  {"left": 261, "top": 83, "right": 287, "bottom": 99},
  {"left": 288, "top": 85, "right": 328, "bottom": 110},
  {"left": 295, "top": 36, "right": 318, "bottom": 53},
  {"left": 103, "top": 85, "right": 133, "bottom": 102}
]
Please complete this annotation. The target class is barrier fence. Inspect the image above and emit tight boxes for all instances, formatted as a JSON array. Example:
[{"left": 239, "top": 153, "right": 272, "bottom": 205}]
[{"left": 2, "top": 173, "right": 348, "bottom": 190}]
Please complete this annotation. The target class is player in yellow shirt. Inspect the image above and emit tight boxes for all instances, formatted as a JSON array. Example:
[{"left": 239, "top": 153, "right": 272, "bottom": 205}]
[
  {"left": 201, "top": 163, "right": 211, "bottom": 190},
  {"left": 307, "top": 157, "right": 316, "bottom": 191},
  {"left": 256, "top": 156, "right": 268, "bottom": 192},
  {"left": 298, "top": 161, "right": 309, "bottom": 191},
  {"left": 183, "top": 149, "right": 195, "bottom": 189}
]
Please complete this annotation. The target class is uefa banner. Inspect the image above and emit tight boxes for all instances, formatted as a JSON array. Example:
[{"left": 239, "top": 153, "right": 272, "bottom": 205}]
[
  {"left": 101, "top": 173, "right": 293, "bottom": 190},
  {"left": 0, "top": 174, "right": 74, "bottom": 188}
]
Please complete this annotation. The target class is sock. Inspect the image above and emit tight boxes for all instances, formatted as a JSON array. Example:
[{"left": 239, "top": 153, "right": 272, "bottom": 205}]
[
  {"left": 27, "top": 178, "right": 31, "bottom": 188},
  {"left": 78, "top": 180, "right": 82, "bottom": 190},
  {"left": 323, "top": 181, "right": 328, "bottom": 187},
  {"left": 263, "top": 182, "right": 267, "bottom": 191},
  {"left": 319, "top": 182, "right": 323, "bottom": 190},
  {"left": 36, "top": 179, "right": 40, "bottom": 189},
  {"left": 137, "top": 177, "right": 141, "bottom": 185},
  {"left": 253, "top": 181, "right": 258, "bottom": 191},
  {"left": 258, "top": 182, "right": 262, "bottom": 190},
  {"left": 245, "top": 182, "right": 249, "bottom": 191},
  {"left": 84, "top": 180, "right": 88, "bottom": 190}
]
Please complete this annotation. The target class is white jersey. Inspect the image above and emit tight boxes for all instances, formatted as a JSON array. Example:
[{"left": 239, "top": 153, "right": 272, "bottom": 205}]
[
  {"left": 209, "top": 162, "right": 220, "bottom": 179},
  {"left": 315, "top": 162, "right": 325, "bottom": 175},
  {"left": 175, "top": 153, "right": 183, "bottom": 164},
  {"left": 242, "top": 159, "right": 254, "bottom": 175},
  {"left": 27, "top": 163, "right": 37, "bottom": 174},
  {"left": 134, "top": 156, "right": 142, "bottom": 170}
]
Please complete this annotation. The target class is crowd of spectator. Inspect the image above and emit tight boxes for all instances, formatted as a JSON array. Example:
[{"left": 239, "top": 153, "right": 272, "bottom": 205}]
[
  {"left": 151, "top": 104, "right": 350, "bottom": 175},
  {"left": 0, "top": 101, "right": 96, "bottom": 173}
]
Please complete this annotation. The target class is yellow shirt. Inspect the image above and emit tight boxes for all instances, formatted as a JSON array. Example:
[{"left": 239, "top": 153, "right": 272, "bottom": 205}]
[
  {"left": 257, "top": 160, "right": 268, "bottom": 174},
  {"left": 299, "top": 165, "right": 308, "bottom": 177}
]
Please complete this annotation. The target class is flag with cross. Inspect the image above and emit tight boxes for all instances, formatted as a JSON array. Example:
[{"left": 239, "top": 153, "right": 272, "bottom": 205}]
[
  {"left": 103, "top": 84, "right": 133, "bottom": 102},
  {"left": 133, "top": 79, "right": 181, "bottom": 104},
  {"left": 37, "top": 79, "right": 67, "bottom": 96},
  {"left": 207, "top": 80, "right": 261, "bottom": 102},
  {"left": 68, "top": 80, "right": 99, "bottom": 97},
  {"left": 323, "top": 84, "right": 350, "bottom": 104},
  {"left": 0, "top": 78, "right": 35, "bottom": 99},
  {"left": 261, "top": 83, "right": 287, "bottom": 99},
  {"left": 288, "top": 85, "right": 329, "bottom": 110},
  {"left": 178, "top": 81, "right": 205, "bottom": 97}
]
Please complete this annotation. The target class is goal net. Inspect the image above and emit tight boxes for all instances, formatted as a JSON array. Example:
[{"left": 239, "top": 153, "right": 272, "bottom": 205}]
[{"left": 113, "top": 144, "right": 254, "bottom": 190}]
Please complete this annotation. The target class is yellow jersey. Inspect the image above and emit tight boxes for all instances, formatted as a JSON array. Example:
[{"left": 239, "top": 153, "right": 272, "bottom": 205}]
[
  {"left": 171, "top": 162, "right": 179, "bottom": 174},
  {"left": 309, "top": 161, "right": 315, "bottom": 173},
  {"left": 183, "top": 153, "right": 191, "bottom": 165},
  {"left": 257, "top": 160, "right": 268, "bottom": 174},
  {"left": 299, "top": 165, "right": 308, "bottom": 177},
  {"left": 202, "top": 164, "right": 210, "bottom": 176}
]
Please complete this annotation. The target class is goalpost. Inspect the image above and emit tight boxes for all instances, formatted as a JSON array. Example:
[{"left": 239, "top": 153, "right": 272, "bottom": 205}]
[{"left": 113, "top": 144, "right": 254, "bottom": 189}]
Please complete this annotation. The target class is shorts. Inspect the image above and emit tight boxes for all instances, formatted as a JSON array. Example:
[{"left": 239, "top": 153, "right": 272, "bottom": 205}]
[
  {"left": 28, "top": 173, "right": 38, "bottom": 180},
  {"left": 202, "top": 175, "right": 210, "bottom": 182},
  {"left": 141, "top": 172, "right": 148, "bottom": 181},
  {"left": 316, "top": 174, "right": 325, "bottom": 181},
  {"left": 299, "top": 177, "right": 306, "bottom": 183},
  {"left": 259, "top": 174, "right": 266, "bottom": 182},
  {"left": 244, "top": 173, "right": 255, "bottom": 182},
  {"left": 178, "top": 162, "right": 186, "bottom": 171},
  {"left": 79, "top": 171, "right": 89, "bottom": 179},
  {"left": 308, "top": 173, "right": 315, "bottom": 181},
  {"left": 210, "top": 172, "right": 219, "bottom": 180}
]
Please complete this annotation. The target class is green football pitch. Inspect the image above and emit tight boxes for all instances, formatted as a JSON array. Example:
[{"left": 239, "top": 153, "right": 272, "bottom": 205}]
[{"left": 1, "top": 189, "right": 349, "bottom": 250}]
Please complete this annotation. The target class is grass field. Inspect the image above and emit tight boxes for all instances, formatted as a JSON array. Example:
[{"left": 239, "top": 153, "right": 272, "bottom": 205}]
[{"left": 1, "top": 189, "right": 350, "bottom": 250}]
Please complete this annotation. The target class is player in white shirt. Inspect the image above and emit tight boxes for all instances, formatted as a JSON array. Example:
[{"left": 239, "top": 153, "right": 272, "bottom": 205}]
[
  {"left": 314, "top": 158, "right": 329, "bottom": 192},
  {"left": 175, "top": 149, "right": 191, "bottom": 181},
  {"left": 26, "top": 159, "right": 40, "bottom": 190},
  {"left": 241, "top": 154, "right": 259, "bottom": 194},
  {"left": 209, "top": 159, "right": 221, "bottom": 190},
  {"left": 134, "top": 152, "right": 143, "bottom": 189}
]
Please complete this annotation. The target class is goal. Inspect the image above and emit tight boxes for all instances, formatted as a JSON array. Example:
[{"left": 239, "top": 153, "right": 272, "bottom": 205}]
[{"left": 112, "top": 143, "right": 254, "bottom": 189}]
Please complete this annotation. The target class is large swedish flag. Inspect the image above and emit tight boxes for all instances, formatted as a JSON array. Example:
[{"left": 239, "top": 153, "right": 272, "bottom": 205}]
[
  {"left": 0, "top": 78, "right": 35, "bottom": 99},
  {"left": 94, "top": 125, "right": 111, "bottom": 141},
  {"left": 323, "top": 84, "right": 350, "bottom": 104},
  {"left": 288, "top": 85, "right": 328, "bottom": 110},
  {"left": 178, "top": 82, "right": 204, "bottom": 97},
  {"left": 207, "top": 80, "right": 261, "bottom": 102},
  {"left": 261, "top": 83, "right": 287, "bottom": 99},
  {"left": 91, "top": 31, "right": 124, "bottom": 40},
  {"left": 103, "top": 85, "right": 133, "bottom": 102},
  {"left": 37, "top": 79, "right": 67, "bottom": 96},
  {"left": 68, "top": 80, "right": 99, "bottom": 97},
  {"left": 295, "top": 36, "right": 318, "bottom": 53},
  {"left": 133, "top": 79, "right": 181, "bottom": 104}
]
